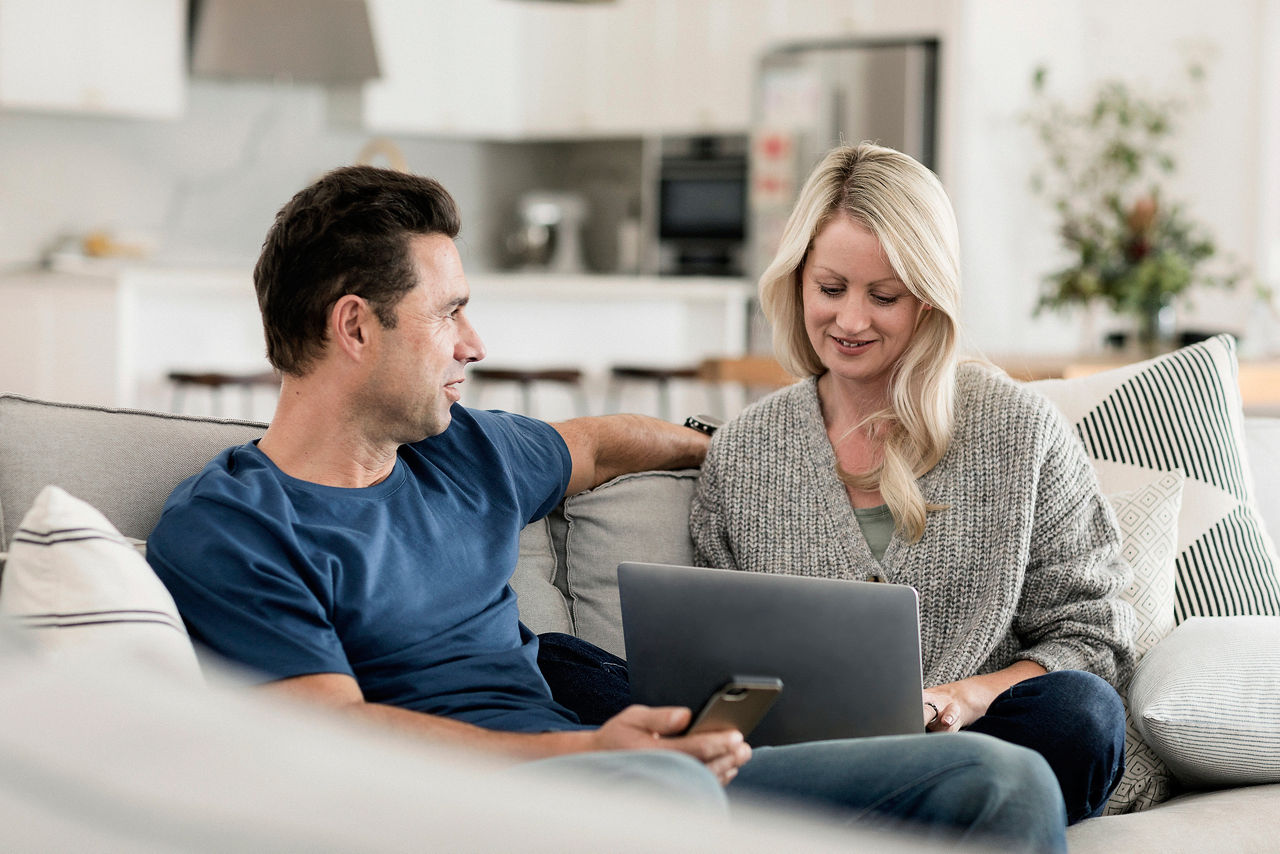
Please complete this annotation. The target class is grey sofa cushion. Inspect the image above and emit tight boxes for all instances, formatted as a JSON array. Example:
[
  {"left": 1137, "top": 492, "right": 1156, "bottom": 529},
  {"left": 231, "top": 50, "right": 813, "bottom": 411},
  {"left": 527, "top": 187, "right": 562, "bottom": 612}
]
[
  {"left": 0, "top": 394, "right": 265, "bottom": 547},
  {"left": 513, "top": 518, "right": 573, "bottom": 635},
  {"left": 1066, "top": 782, "right": 1280, "bottom": 853},
  {"left": 552, "top": 469, "right": 700, "bottom": 657}
]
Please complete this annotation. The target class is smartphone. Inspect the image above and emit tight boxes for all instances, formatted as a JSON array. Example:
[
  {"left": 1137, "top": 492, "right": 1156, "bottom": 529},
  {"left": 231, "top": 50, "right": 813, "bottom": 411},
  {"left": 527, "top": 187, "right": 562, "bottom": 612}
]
[{"left": 685, "top": 677, "right": 783, "bottom": 737}]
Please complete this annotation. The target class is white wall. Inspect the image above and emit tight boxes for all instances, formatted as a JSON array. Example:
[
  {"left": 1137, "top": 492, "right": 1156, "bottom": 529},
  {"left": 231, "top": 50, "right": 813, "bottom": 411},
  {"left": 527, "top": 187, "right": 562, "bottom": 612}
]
[
  {"left": 949, "top": 0, "right": 1276, "bottom": 356},
  {"left": 0, "top": 80, "right": 489, "bottom": 271},
  {"left": 1260, "top": 0, "right": 1280, "bottom": 303}
]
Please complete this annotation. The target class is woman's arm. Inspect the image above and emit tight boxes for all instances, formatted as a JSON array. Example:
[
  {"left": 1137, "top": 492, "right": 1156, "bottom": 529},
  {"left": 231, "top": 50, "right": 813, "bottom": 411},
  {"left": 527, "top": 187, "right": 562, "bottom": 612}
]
[
  {"left": 1010, "top": 409, "right": 1139, "bottom": 687},
  {"left": 923, "top": 660, "right": 1048, "bottom": 730},
  {"left": 689, "top": 439, "right": 740, "bottom": 569}
]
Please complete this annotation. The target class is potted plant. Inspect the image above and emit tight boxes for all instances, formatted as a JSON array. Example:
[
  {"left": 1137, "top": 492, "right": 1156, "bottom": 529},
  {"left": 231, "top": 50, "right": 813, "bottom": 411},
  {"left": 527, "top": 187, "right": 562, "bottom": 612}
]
[{"left": 1023, "top": 62, "right": 1242, "bottom": 352}]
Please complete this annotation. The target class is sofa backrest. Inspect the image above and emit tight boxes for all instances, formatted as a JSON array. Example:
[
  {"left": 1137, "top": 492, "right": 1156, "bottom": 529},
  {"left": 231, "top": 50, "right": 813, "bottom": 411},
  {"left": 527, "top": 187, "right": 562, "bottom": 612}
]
[
  {"left": 4, "top": 391, "right": 1277, "bottom": 662},
  {"left": 0, "top": 394, "right": 265, "bottom": 546}
]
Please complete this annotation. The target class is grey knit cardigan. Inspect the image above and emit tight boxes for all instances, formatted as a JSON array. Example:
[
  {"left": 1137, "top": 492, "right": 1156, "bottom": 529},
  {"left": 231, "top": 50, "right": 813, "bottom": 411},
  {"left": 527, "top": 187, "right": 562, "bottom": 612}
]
[{"left": 690, "top": 363, "right": 1138, "bottom": 690}]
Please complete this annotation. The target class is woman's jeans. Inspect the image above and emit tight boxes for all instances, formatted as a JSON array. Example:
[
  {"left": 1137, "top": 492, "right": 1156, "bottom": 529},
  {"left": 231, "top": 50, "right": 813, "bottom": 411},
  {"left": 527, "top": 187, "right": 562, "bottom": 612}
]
[
  {"left": 966, "top": 669, "right": 1127, "bottom": 823},
  {"left": 538, "top": 633, "right": 1125, "bottom": 826}
]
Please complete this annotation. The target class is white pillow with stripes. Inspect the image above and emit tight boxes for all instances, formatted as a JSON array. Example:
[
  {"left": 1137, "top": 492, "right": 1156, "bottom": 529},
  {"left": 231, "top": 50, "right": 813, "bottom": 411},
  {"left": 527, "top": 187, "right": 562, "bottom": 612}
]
[
  {"left": 1030, "top": 334, "right": 1280, "bottom": 623},
  {"left": 0, "top": 485, "right": 201, "bottom": 683},
  {"left": 1129, "top": 616, "right": 1280, "bottom": 787}
]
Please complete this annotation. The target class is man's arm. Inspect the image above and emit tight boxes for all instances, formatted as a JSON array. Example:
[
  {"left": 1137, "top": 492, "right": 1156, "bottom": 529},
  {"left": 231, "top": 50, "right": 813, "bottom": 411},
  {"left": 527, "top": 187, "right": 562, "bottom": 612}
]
[
  {"left": 266, "top": 673, "right": 750, "bottom": 783},
  {"left": 552, "top": 414, "right": 709, "bottom": 496}
]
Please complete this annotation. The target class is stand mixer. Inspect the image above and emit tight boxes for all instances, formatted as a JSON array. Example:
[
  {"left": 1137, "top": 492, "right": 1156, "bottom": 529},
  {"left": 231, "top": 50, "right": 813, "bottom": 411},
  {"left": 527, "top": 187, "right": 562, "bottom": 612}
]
[{"left": 508, "top": 192, "right": 588, "bottom": 274}]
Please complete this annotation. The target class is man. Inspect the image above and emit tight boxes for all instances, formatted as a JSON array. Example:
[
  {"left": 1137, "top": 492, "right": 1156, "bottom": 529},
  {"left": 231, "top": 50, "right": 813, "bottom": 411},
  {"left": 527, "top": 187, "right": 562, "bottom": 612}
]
[{"left": 148, "top": 166, "right": 1067, "bottom": 852}]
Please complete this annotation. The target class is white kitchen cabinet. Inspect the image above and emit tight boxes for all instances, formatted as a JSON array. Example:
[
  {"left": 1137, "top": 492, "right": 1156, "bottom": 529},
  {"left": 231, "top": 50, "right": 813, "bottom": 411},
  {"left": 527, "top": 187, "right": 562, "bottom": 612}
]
[
  {"left": 348, "top": 0, "right": 524, "bottom": 137},
  {"left": 0, "top": 0, "right": 185, "bottom": 119},
  {"left": 516, "top": 1, "right": 654, "bottom": 137},
  {"left": 346, "top": 0, "right": 771, "bottom": 138}
]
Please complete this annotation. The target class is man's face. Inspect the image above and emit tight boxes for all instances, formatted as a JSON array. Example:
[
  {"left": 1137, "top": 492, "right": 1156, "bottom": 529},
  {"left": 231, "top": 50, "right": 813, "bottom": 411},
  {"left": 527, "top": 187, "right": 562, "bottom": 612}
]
[{"left": 364, "top": 233, "right": 485, "bottom": 442}]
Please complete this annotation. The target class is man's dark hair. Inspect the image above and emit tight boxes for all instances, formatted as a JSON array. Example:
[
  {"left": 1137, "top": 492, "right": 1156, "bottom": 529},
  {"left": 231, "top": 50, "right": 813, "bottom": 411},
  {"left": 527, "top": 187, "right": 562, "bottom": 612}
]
[{"left": 254, "top": 165, "right": 461, "bottom": 375}]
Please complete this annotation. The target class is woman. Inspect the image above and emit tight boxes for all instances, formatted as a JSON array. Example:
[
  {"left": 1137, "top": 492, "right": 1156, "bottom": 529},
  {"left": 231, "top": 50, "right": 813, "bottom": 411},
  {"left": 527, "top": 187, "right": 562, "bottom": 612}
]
[{"left": 690, "top": 142, "right": 1134, "bottom": 823}]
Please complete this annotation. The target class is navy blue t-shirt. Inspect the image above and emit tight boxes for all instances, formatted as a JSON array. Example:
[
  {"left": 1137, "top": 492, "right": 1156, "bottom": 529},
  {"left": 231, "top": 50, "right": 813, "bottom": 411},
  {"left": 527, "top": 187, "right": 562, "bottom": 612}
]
[{"left": 147, "top": 406, "right": 583, "bottom": 733}]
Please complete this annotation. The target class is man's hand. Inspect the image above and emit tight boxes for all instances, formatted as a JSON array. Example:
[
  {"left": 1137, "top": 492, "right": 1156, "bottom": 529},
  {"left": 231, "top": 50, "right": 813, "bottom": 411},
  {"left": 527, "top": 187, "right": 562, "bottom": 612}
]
[
  {"left": 267, "top": 674, "right": 750, "bottom": 779},
  {"left": 592, "top": 705, "right": 751, "bottom": 785}
]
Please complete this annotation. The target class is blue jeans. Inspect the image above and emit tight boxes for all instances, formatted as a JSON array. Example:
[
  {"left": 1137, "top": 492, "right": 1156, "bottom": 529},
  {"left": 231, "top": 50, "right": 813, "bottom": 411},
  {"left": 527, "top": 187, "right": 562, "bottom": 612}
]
[
  {"left": 537, "top": 634, "right": 1066, "bottom": 851},
  {"left": 731, "top": 732, "right": 1065, "bottom": 853},
  {"left": 965, "top": 669, "right": 1126, "bottom": 824},
  {"left": 524, "top": 750, "right": 730, "bottom": 812}
]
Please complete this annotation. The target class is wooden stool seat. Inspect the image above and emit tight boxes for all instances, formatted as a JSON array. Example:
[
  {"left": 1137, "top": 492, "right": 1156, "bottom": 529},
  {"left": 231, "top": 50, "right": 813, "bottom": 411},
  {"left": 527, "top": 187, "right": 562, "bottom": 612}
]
[
  {"left": 471, "top": 367, "right": 584, "bottom": 385},
  {"left": 469, "top": 366, "right": 587, "bottom": 416},
  {"left": 605, "top": 363, "right": 703, "bottom": 420},
  {"left": 609, "top": 365, "right": 702, "bottom": 382},
  {"left": 168, "top": 370, "right": 280, "bottom": 418}
]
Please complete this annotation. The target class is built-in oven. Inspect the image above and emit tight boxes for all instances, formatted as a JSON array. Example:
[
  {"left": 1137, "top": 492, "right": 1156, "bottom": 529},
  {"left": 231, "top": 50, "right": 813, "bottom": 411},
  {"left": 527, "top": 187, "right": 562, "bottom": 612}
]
[{"left": 655, "top": 136, "right": 748, "bottom": 276}]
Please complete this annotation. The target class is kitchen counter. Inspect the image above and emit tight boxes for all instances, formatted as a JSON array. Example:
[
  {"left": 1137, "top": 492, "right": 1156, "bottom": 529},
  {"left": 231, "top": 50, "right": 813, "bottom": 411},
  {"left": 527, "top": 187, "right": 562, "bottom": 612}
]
[
  {"left": 0, "top": 267, "right": 756, "bottom": 421},
  {"left": 463, "top": 273, "right": 755, "bottom": 419}
]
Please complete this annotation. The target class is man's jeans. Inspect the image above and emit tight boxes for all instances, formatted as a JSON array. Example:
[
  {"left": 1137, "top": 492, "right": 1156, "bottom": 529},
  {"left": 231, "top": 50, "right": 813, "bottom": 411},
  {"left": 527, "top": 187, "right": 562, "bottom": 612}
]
[{"left": 537, "top": 633, "right": 1071, "bottom": 852}]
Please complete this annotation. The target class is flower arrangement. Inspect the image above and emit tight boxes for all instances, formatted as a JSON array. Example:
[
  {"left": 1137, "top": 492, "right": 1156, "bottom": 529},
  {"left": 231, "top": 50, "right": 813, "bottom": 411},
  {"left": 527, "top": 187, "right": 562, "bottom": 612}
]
[{"left": 1023, "top": 62, "right": 1241, "bottom": 349}]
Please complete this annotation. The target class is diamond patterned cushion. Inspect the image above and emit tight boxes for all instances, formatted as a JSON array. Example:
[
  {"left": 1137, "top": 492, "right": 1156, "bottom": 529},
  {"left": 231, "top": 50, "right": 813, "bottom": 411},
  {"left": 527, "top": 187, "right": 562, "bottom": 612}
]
[
  {"left": 1100, "top": 472, "right": 1183, "bottom": 815},
  {"left": 1110, "top": 471, "right": 1184, "bottom": 658}
]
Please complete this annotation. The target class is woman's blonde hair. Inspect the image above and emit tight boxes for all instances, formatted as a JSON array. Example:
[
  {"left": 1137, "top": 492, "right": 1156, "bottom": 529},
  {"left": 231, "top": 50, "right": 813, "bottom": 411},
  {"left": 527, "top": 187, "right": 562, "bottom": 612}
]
[{"left": 758, "top": 143, "right": 961, "bottom": 542}]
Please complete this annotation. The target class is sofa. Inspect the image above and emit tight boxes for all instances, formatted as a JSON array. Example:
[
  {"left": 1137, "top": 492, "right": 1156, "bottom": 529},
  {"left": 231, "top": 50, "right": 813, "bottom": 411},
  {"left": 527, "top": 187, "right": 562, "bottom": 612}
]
[{"left": 1, "top": 335, "right": 1278, "bottom": 851}]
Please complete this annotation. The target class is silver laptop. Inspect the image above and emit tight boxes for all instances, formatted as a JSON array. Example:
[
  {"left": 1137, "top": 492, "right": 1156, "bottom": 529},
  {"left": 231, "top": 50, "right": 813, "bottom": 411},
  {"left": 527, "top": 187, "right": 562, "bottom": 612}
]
[{"left": 618, "top": 562, "right": 924, "bottom": 747}]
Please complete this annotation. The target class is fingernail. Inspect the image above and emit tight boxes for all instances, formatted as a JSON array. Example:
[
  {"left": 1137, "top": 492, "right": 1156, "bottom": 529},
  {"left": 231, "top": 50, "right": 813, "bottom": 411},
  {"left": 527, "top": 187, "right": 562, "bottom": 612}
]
[{"left": 943, "top": 714, "right": 955, "bottom": 726}]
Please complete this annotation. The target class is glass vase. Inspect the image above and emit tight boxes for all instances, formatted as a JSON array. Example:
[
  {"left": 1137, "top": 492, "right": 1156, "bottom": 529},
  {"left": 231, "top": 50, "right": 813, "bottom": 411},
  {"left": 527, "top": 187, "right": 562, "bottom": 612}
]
[{"left": 1135, "top": 295, "right": 1177, "bottom": 355}]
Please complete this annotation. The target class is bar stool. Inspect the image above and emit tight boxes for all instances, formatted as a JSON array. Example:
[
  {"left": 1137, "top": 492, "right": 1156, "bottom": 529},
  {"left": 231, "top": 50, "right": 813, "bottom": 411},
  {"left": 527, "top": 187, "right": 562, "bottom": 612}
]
[
  {"left": 469, "top": 367, "right": 588, "bottom": 417},
  {"left": 604, "top": 364, "right": 703, "bottom": 421},
  {"left": 696, "top": 355, "right": 798, "bottom": 415},
  {"left": 168, "top": 370, "right": 280, "bottom": 419}
]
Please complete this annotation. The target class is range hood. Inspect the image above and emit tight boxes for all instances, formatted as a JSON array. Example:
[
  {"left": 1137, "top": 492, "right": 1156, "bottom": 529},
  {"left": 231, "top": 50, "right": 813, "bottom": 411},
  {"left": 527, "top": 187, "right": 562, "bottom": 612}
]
[{"left": 189, "top": 0, "right": 380, "bottom": 85}]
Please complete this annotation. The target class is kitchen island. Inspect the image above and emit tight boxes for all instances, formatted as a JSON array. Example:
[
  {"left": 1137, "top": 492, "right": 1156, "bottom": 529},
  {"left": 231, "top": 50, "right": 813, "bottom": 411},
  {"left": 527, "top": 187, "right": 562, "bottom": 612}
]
[{"left": 0, "top": 267, "right": 755, "bottom": 422}]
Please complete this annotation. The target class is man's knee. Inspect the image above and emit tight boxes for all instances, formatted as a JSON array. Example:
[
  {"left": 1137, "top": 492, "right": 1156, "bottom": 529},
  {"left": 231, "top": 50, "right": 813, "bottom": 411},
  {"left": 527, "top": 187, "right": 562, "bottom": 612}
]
[
  {"left": 520, "top": 750, "right": 728, "bottom": 813},
  {"left": 949, "top": 732, "right": 1061, "bottom": 801},
  {"left": 939, "top": 734, "right": 1067, "bottom": 850}
]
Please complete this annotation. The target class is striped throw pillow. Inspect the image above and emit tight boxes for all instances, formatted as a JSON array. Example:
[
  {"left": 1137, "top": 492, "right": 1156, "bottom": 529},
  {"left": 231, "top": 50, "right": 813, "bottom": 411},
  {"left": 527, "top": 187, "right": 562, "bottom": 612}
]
[
  {"left": 1129, "top": 616, "right": 1280, "bottom": 786},
  {"left": 0, "top": 485, "right": 201, "bottom": 682},
  {"left": 1030, "top": 335, "right": 1280, "bottom": 622}
]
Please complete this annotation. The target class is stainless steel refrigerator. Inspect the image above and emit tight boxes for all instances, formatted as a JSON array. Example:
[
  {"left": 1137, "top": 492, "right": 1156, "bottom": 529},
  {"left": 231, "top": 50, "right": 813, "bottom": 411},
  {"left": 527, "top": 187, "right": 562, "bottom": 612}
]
[{"left": 749, "top": 38, "right": 940, "bottom": 278}]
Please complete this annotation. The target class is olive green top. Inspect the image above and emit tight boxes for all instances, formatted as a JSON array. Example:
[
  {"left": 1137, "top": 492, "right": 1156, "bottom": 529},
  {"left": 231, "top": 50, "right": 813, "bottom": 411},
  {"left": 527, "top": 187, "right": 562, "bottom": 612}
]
[{"left": 852, "top": 504, "right": 894, "bottom": 566}]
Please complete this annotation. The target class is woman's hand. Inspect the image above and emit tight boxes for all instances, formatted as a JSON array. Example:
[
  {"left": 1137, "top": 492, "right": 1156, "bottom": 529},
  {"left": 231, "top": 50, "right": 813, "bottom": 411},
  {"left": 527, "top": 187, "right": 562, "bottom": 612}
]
[
  {"left": 923, "top": 678, "right": 995, "bottom": 731},
  {"left": 923, "top": 660, "right": 1048, "bottom": 732}
]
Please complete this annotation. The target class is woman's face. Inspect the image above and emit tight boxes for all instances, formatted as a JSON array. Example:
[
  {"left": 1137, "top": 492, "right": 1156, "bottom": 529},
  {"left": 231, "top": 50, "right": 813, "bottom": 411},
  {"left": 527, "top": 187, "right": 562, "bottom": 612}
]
[{"left": 801, "top": 215, "right": 925, "bottom": 393}]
